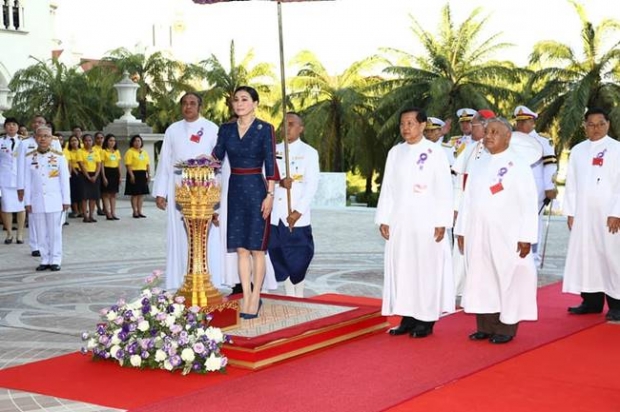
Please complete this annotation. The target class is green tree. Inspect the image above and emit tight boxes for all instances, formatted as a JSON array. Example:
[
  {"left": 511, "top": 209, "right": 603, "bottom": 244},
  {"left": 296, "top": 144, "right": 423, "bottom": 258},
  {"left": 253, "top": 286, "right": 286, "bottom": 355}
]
[
  {"left": 376, "top": 4, "right": 519, "bottom": 143},
  {"left": 196, "top": 40, "right": 276, "bottom": 124},
  {"left": 528, "top": 0, "right": 620, "bottom": 148},
  {"left": 288, "top": 51, "right": 382, "bottom": 173},
  {"left": 7, "top": 58, "right": 112, "bottom": 130}
]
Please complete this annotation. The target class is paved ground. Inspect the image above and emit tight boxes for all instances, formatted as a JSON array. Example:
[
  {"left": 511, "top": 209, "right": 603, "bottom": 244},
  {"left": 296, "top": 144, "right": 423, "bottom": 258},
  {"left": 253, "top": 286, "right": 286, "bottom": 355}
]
[{"left": 0, "top": 200, "right": 569, "bottom": 411}]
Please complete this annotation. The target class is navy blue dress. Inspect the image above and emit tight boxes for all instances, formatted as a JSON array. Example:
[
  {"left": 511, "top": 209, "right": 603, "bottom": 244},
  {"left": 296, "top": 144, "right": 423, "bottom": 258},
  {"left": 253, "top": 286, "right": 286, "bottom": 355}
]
[{"left": 212, "top": 119, "right": 278, "bottom": 251}]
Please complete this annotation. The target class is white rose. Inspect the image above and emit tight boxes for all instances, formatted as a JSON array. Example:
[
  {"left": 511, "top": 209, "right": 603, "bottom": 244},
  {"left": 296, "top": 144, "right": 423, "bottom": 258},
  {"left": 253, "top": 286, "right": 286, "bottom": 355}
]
[
  {"left": 111, "top": 331, "right": 121, "bottom": 345},
  {"left": 106, "top": 311, "right": 117, "bottom": 321},
  {"left": 165, "top": 315, "right": 177, "bottom": 327},
  {"left": 130, "top": 355, "right": 142, "bottom": 367},
  {"left": 181, "top": 348, "right": 195, "bottom": 363},
  {"left": 110, "top": 345, "right": 121, "bottom": 359},
  {"left": 195, "top": 328, "right": 205, "bottom": 337},
  {"left": 150, "top": 306, "right": 160, "bottom": 316},
  {"left": 205, "top": 327, "right": 224, "bottom": 343},
  {"left": 173, "top": 304, "right": 184, "bottom": 317},
  {"left": 87, "top": 338, "right": 97, "bottom": 349},
  {"left": 142, "top": 289, "right": 153, "bottom": 299},
  {"left": 155, "top": 349, "right": 167, "bottom": 362},
  {"left": 205, "top": 353, "right": 222, "bottom": 372},
  {"left": 163, "top": 360, "right": 173, "bottom": 371},
  {"left": 137, "top": 320, "right": 150, "bottom": 332}
]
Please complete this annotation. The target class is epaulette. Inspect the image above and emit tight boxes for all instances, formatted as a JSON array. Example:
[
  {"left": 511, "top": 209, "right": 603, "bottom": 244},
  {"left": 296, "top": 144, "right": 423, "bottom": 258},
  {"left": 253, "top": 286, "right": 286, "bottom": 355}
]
[
  {"left": 441, "top": 142, "right": 453, "bottom": 149},
  {"left": 51, "top": 149, "right": 64, "bottom": 156},
  {"left": 20, "top": 135, "right": 30, "bottom": 140},
  {"left": 542, "top": 155, "right": 558, "bottom": 165},
  {"left": 26, "top": 149, "right": 37, "bottom": 157},
  {"left": 455, "top": 143, "right": 467, "bottom": 157},
  {"left": 449, "top": 135, "right": 462, "bottom": 143}
]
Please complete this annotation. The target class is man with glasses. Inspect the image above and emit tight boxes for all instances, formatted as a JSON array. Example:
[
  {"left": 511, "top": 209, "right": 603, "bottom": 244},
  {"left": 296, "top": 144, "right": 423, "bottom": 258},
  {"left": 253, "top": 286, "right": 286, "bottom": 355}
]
[
  {"left": 513, "top": 105, "right": 558, "bottom": 266},
  {"left": 563, "top": 107, "right": 620, "bottom": 321}
]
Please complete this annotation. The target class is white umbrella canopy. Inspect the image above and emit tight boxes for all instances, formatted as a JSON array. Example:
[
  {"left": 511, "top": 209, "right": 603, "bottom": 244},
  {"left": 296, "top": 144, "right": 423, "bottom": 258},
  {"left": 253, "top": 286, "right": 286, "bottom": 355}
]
[{"left": 192, "top": 0, "right": 334, "bottom": 218}]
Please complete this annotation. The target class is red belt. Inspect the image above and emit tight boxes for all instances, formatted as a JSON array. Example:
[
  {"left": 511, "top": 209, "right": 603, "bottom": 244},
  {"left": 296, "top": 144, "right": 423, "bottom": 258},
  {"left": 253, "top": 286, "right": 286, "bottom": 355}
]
[{"left": 231, "top": 167, "right": 262, "bottom": 175}]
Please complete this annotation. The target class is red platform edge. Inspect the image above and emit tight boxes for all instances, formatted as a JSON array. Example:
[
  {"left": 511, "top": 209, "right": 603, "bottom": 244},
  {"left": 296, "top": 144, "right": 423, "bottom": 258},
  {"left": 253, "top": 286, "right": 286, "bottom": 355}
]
[{"left": 221, "top": 294, "right": 388, "bottom": 370}]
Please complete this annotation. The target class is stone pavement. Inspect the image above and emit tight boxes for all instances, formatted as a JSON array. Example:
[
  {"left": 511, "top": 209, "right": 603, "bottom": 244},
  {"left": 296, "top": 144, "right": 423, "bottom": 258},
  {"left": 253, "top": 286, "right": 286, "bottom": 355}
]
[{"left": 0, "top": 200, "right": 569, "bottom": 411}]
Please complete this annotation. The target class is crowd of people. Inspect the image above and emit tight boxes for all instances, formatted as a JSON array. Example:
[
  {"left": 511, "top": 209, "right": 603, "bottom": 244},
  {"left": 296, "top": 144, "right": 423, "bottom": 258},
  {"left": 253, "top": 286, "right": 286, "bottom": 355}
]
[
  {"left": 376, "top": 105, "right": 619, "bottom": 345},
  {"left": 0, "top": 114, "right": 153, "bottom": 271},
  {"left": 2, "top": 96, "right": 617, "bottom": 333}
]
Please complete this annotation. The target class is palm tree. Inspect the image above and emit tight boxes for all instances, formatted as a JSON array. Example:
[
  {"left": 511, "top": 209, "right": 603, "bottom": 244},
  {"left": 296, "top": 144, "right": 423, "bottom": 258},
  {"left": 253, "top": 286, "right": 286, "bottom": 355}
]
[
  {"left": 375, "top": 4, "right": 519, "bottom": 143},
  {"left": 8, "top": 58, "right": 109, "bottom": 130},
  {"left": 104, "top": 48, "right": 194, "bottom": 123},
  {"left": 528, "top": 0, "right": 620, "bottom": 148},
  {"left": 196, "top": 40, "right": 276, "bottom": 124},
  {"left": 288, "top": 51, "right": 383, "bottom": 173}
]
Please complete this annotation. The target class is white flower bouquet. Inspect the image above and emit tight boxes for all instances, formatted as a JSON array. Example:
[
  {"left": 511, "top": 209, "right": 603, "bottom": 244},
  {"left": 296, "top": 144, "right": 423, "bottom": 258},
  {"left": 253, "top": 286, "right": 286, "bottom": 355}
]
[{"left": 81, "top": 271, "right": 231, "bottom": 375}]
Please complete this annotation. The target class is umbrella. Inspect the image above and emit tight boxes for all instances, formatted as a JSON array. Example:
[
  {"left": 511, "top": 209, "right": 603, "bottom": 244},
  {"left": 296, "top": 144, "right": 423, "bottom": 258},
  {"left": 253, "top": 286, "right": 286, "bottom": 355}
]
[{"left": 192, "top": 0, "right": 332, "bottom": 221}]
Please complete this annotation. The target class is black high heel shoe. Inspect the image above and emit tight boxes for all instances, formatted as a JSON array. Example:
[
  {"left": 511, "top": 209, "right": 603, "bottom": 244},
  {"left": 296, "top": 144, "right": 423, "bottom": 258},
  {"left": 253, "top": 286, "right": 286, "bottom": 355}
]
[{"left": 243, "top": 299, "right": 263, "bottom": 320}]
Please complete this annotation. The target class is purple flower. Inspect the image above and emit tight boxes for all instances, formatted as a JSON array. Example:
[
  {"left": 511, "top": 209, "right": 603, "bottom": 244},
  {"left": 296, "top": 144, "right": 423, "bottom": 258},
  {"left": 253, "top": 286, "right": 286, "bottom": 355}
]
[
  {"left": 99, "top": 336, "right": 110, "bottom": 346},
  {"left": 118, "top": 331, "right": 128, "bottom": 341},
  {"left": 170, "top": 355, "right": 182, "bottom": 367},
  {"left": 141, "top": 351, "right": 150, "bottom": 359},
  {"left": 170, "top": 324, "right": 183, "bottom": 334},
  {"left": 174, "top": 296, "right": 185, "bottom": 304},
  {"left": 142, "top": 305, "right": 151, "bottom": 315},
  {"left": 193, "top": 342, "right": 206, "bottom": 354},
  {"left": 96, "top": 324, "right": 106, "bottom": 335},
  {"left": 192, "top": 362, "right": 202, "bottom": 370},
  {"left": 81, "top": 332, "right": 89, "bottom": 341},
  {"left": 80, "top": 347, "right": 88, "bottom": 354},
  {"left": 150, "top": 328, "right": 158, "bottom": 337},
  {"left": 116, "top": 349, "right": 125, "bottom": 359},
  {"left": 124, "top": 310, "right": 134, "bottom": 320}
]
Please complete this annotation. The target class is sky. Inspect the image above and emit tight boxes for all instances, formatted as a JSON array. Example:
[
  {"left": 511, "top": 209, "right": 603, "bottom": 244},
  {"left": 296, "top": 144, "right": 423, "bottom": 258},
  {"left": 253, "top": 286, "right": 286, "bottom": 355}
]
[{"left": 54, "top": 0, "right": 618, "bottom": 74}]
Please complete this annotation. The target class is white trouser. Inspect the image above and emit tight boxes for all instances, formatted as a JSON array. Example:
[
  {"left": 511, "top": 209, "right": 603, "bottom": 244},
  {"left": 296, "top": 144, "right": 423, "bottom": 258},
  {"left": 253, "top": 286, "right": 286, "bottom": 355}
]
[
  {"left": 28, "top": 210, "right": 38, "bottom": 252},
  {"left": 31, "top": 212, "right": 63, "bottom": 265}
]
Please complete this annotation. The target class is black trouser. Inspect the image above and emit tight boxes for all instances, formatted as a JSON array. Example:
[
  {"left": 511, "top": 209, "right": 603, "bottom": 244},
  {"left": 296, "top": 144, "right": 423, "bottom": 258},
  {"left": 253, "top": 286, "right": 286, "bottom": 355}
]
[
  {"left": 476, "top": 313, "right": 519, "bottom": 337},
  {"left": 580, "top": 292, "right": 620, "bottom": 311},
  {"left": 399, "top": 316, "right": 435, "bottom": 331}
]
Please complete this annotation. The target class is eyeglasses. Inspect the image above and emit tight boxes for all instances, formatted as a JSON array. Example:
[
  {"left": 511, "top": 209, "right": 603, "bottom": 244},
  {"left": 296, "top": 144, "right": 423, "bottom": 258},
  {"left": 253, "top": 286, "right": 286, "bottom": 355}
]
[{"left": 584, "top": 122, "right": 608, "bottom": 129}]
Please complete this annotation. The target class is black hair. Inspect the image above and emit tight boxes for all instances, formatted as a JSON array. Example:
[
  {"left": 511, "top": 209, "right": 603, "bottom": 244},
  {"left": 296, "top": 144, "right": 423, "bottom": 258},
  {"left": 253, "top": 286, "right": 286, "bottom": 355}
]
[
  {"left": 180, "top": 92, "right": 203, "bottom": 107},
  {"left": 3, "top": 117, "right": 18, "bottom": 126},
  {"left": 399, "top": 107, "right": 427, "bottom": 124},
  {"left": 103, "top": 133, "right": 118, "bottom": 150},
  {"left": 234, "top": 86, "right": 259, "bottom": 103},
  {"left": 129, "top": 134, "right": 143, "bottom": 148},
  {"left": 584, "top": 107, "right": 609, "bottom": 122}
]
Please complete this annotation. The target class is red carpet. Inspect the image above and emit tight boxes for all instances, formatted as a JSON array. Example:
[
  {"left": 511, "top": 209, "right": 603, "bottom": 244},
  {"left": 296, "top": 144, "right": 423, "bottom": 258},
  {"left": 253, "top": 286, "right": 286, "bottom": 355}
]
[
  {"left": 0, "top": 283, "right": 604, "bottom": 411},
  {"left": 388, "top": 323, "right": 620, "bottom": 412},
  {"left": 130, "top": 283, "right": 603, "bottom": 412}
]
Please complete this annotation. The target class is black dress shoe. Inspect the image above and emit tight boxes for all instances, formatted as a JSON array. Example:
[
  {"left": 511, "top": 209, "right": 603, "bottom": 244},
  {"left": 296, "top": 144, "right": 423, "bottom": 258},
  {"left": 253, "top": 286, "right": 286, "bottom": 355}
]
[
  {"left": 409, "top": 324, "right": 433, "bottom": 338},
  {"left": 50, "top": 264, "right": 61, "bottom": 271},
  {"left": 388, "top": 324, "right": 414, "bottom": 336},
  {"left": 36, "top": 264, "right": 51, "bottom": 271},
  {"left": 469, "top": 331, "right": 492, "bottom": 341},
  {"left": 605, "top": 309, "right": 620, "bottom": 321},
  {"left": 32, "top": 250, "right": 41, "bottom": 257},
  {"left": 568, "top": 304, "right": 603, "bottom": 315},
  {"left": 489, "top": 334, "right": 513, "bottom": 344}
]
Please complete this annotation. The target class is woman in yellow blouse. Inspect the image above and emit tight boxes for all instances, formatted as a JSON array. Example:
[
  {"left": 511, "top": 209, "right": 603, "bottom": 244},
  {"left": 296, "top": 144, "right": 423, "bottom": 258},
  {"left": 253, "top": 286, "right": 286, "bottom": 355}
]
[
  {"left": 124, "top": 135, "right": 150, "bottom": 218},
  {"left": 78, "top": 134, "right": 102, "bottom": 223},
  {"left": 100, "top": 134, "right": 122, "bottom": 220},
  {"left": 66, "top": 135, "right": 84, "bottom": 218}
]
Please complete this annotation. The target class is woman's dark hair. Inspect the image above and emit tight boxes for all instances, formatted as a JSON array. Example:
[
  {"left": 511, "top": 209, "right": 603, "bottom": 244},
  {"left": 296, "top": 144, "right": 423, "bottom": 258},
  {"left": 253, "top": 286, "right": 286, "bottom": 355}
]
[
  {"left": 129, "top": 134, "right": 143, "bottom": 148},
  {"left": 234, "top": 86, "right": 260, "bottom": 103},
  {"left": 103, "top": 133, "right": 118, "bottom": 150},
  {"left": 68, "top": 134, "right": 80, "bottom": 150}
]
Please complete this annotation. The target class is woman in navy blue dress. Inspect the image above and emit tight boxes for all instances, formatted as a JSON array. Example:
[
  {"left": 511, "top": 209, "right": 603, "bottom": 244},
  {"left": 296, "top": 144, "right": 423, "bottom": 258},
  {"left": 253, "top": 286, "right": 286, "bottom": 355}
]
[{"left": 212, "top": 86, "right": 278, "bottom": 318}]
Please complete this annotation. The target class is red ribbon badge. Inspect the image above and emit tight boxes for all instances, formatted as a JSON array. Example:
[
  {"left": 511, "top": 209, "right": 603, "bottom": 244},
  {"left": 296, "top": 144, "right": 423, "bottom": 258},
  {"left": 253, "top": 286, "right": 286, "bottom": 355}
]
[
  {"left": 490, "top": 182, "right": 504, "bottom": 194},
  {"left": 592, "top": 157, "right": 603, "bottom": 166},
  {"left": 190, "top": 134, "right": 201, "bottom": 143}
]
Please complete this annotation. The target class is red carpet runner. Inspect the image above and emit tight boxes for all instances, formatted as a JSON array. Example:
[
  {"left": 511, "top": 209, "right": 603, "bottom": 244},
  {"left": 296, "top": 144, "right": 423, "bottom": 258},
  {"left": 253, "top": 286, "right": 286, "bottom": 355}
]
[{"left": 0, "top": 283, "right": 607, "bottom": 411}]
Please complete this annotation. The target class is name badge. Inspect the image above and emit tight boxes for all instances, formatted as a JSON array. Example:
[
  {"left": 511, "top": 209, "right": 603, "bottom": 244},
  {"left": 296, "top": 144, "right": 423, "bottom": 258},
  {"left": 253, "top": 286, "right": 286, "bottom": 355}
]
[
  {"left": 87, "top": 155, "right": 94, "bottom": 161},
  {"left": 139, "top": 153, "right": 144, "bottom": 160},
  {"left": 110, "top": 154, "right": 117, "bottom": 161},
  {"left": 592, "top": 157, "right": 604, "bottom": 166},
  {"left": 490, "top": 182, "right": 504, "bottom": 194}
]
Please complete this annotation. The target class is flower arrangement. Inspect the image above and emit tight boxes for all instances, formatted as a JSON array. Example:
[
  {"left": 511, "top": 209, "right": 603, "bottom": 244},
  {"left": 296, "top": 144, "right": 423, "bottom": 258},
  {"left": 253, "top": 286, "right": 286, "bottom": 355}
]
[
  {"left": 174, "top": 157, "right": 221, "bottom": 169},
  {"left": 175, "top": 157, "right": 221, "bottom": 189},
  {"left": 81, "top": 270, "right": 232, "bottom": 375}
]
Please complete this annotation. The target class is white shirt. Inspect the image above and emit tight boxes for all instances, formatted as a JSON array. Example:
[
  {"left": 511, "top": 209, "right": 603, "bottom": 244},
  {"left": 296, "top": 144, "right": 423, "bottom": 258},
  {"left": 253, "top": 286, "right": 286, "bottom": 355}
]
[
  {"left": 0, "top": 134, "right": 21, "bottom": 188},
  {"left": 271, "top": 139, "right": 320, "bottom": 227}
]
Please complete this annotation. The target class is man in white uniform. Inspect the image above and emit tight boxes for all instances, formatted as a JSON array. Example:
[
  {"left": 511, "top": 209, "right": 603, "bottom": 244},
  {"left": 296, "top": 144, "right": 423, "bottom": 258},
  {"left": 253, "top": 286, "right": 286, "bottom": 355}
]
[
  {"left": 23, "top": 126, "right": 70, "bottom": 271},
  {"left": 17, "top": 115, "right": 62, "bottom": 257},
  {"left": 448, "top": 108, "right": 476, "bottom": 157},
  {"left": 513, "top": 105, "right": 558, "bottom": 265},
  {"left": 152, "top": 92, "right": 222, "bottom": 291},
  {"left": 451, "top": 109, "right": 495, "bottom": 297},
  {"left": 455, "top": 118, "right": 539, "bottom": 344},
  {"left": 0, "top": 117, "right": 25, "bottom": 244},
  {"left": 268, "top": 112, "right": 320, "bottom": 298},
  {"left": 563, "top": 107, "right": 620, "bottom": 321},
  {"left": 425, "top": 117, "right": 456, "bottom": 166},
  {"left": 376, "top": 107, "right": 454, "bottom": 338}
]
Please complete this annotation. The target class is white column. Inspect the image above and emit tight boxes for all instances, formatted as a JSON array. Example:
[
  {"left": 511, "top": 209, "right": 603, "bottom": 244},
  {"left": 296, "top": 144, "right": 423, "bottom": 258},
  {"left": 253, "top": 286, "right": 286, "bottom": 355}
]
[
  {"left": 16, "top": 0, "right": 24, "bottom": 31},
  {"left": 6, "top": 0, "right": 15, "bottom": 30}
]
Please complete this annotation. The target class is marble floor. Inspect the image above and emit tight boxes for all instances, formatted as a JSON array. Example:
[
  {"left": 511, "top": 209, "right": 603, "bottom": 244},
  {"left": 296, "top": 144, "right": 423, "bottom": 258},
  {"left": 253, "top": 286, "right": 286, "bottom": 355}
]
[{"left": 0, "top": 201, "right": 570, "bottom": 411}]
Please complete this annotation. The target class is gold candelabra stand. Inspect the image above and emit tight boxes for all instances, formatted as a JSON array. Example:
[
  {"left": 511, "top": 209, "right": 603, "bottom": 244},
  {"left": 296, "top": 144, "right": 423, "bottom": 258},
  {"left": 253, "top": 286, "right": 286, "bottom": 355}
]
[{"left": 175, "top": 165, "right": 223, "bottom": 307}]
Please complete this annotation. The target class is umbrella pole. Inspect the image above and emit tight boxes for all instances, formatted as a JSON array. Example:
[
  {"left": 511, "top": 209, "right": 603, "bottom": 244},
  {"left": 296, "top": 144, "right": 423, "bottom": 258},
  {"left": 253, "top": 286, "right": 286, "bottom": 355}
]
[{"left": 277, "top": 1, "right": 293, "bottom": 226}]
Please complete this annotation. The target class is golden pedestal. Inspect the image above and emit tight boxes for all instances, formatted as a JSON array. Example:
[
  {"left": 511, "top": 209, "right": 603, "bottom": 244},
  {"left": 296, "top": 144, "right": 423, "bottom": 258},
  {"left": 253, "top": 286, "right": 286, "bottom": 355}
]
[{"left": 175, "top": 165, "right": 240, "bottom": 330}]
